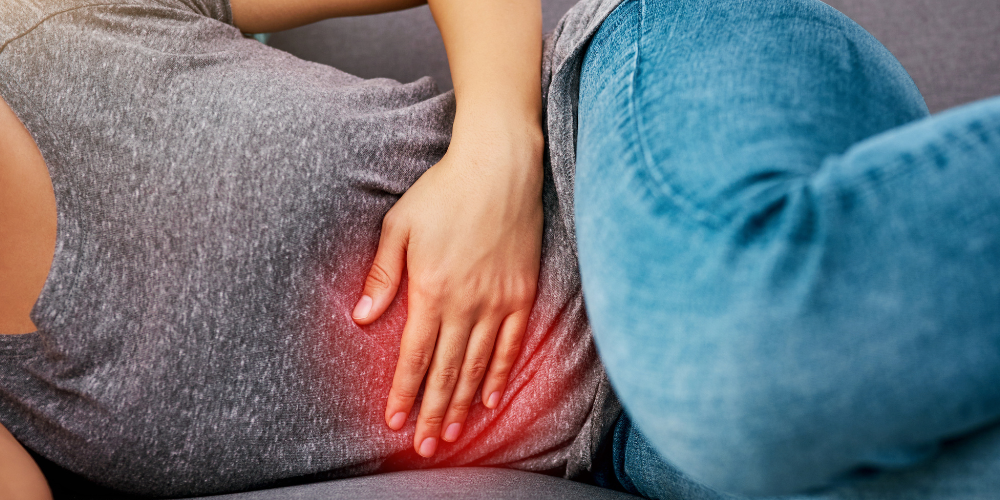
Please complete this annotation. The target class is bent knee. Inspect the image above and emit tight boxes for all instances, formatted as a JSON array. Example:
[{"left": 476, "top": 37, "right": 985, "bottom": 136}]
[
  {"left": 635, "top": 380, "right": 856, "bottom": 496},
  {"left": 615, "top": 316, "right": 868, "bottom": 496}
]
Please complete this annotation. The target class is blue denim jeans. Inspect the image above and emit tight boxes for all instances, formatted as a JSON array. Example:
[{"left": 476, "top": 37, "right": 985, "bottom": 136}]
[{"left": 575, "top": 0, "right": 1000, "bottom": 498}]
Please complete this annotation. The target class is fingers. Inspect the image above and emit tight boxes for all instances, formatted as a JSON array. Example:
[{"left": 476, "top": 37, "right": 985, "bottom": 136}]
[
  {"left": 440, "top": 319, "right": 503, "bottom": 443},
  {"left": 387, "top": 308, "right": 530, "bottom": 457},
  {"left": 481, "top": 309, "right": 529, "bottom": 410},
  {"left": 385, "top": 299, "right": 440, "bottom": 433},
  {"left": 353, "top": 213, "right": 407, "bottom": 325},
  {"left": 411, "top": 319, "right": 475, "bottom": 457}
]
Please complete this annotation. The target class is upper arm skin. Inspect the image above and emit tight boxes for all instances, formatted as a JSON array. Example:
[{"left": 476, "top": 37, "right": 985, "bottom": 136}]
[
  {"left": 0, "top": 422, "right": 52, "bottom": 500},
  {"left": 230, "top": 0, "right": 427, "bottom": 34},
  {"left": 0, "top": 96, "right": 57, "bottom": 336}
]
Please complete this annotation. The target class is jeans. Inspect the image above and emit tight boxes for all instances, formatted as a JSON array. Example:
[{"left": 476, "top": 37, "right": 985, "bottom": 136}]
[{"left": 574, "top": 0, "right": 1000, "bottom": 497}]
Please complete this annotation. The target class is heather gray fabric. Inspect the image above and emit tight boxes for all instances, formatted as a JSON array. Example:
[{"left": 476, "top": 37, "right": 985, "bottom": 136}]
[
  {"left": 196, "top": 467, "right": 642, "bottom": 500},
  {"left": 0, "top": 0, "right": 625, "bottom": 497}
]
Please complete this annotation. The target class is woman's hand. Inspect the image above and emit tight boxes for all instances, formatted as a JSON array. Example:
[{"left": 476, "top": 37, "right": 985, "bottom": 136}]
[
  {"left": 349, "top": 0, "right": 544, "bottom": 458},
  {"left": 353, "top": 122, "right": 544, "bottom": 457}
]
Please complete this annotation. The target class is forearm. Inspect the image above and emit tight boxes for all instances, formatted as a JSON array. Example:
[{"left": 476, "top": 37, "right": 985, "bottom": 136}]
[
  {"left": 230, "top": 0, "right": 426, "bottom": 34},
  {"left": 429, "top": 0, "right": 544, "bottom": 154}
]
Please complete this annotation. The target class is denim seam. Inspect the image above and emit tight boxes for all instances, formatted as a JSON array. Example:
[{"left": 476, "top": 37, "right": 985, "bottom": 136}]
[{"left": 629, "top": 0, "right": 725, "bottom": 229}]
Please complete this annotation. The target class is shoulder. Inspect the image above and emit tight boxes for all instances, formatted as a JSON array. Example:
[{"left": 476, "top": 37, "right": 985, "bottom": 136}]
[{"left": 159, "top": 0, "right": 233, "bottom": 24}]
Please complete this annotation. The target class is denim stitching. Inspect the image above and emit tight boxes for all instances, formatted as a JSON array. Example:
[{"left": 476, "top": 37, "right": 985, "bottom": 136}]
[{"left": 629, "top": 0, "right": 725, "bottom": 228}]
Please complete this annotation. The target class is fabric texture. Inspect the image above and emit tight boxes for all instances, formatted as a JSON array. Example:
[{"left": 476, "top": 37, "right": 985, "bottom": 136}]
[
  {"left": 575, "top": 0, "right": 1000, "bottom": 497},
  {"left": 0, "top": 0, "right": 627, "bottom": 496},
  {"left": 196, "top": 467, "right": 642, "bottom": 500}
]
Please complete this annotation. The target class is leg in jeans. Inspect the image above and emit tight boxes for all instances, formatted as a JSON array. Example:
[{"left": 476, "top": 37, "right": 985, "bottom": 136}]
[{"left": 575, "top": 0, "right": 1000, "bottom": 496}]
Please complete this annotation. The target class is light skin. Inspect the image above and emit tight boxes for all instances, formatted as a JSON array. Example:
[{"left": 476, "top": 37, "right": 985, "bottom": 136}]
[
  {"left": 0, "top": 0, "right": 544, "bottom": 487},
  {"left": 0, "top": 424, "right": 52, "bottom": 500},
  {"left": 0, "top": 72, "right": 57, "bottom": 500},
  {"left": 0, "top": 96, "right": 57, "bottom": 337}
]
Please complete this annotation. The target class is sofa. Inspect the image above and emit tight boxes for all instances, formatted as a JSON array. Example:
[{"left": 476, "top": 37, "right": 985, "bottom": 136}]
[{"left": 41, "top": 0, "right": 999, "bottom": 498}]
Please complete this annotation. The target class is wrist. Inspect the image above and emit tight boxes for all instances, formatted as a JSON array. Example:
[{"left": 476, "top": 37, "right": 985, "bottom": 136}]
[
  {"left": 450, "top": 109, "right": 544, "bottom": 157},
  {"left": 447, "top": 126, "right": 544, "bottom": 177},
  {"left": 442, "top": 122, "right": 544, "bottom": 194}
]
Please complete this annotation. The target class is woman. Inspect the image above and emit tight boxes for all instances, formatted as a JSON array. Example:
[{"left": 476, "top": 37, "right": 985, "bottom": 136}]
[
  {"left": 3, "top": 0, "right": 1000, "bottom": 499},
  {"left": 1, "top": 0, "right": 617, "bottom": 497}
]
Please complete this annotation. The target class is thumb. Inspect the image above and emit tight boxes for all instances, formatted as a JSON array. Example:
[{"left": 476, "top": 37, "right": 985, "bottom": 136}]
[{"left": 353, "top": 216, "right": 407, "bottom": 325}]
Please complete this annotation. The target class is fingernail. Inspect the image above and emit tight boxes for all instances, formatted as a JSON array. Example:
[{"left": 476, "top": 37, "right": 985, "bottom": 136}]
[
  {"left": 444, "top": 422, "right": 461, "bottom": 442},
  {"left": 388, "top": 412, "right": 407, "bottom": 430},
  {"left": 352, "top": 295, "right": 373, "bottom": 320},
  {"left": 418, "top": 437, "right": 437, "bottom": 457},
  {"left": 487, "top": 391, "right": 500, "bottom": 408}
]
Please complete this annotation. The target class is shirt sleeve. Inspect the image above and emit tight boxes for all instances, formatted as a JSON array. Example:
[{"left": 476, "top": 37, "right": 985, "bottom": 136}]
[{"left": 166, "top": 0, "right": 233, "bottom": 25}]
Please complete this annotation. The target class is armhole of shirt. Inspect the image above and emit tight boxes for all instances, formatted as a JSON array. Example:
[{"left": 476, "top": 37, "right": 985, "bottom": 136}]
[{"left": 162, "top": 0, "right": 233, "bottom": 25}]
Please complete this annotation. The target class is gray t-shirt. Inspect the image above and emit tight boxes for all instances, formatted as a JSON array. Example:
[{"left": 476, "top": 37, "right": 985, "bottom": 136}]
[{"left": 0, "top": 0, "right": 624, "bottom": 496}]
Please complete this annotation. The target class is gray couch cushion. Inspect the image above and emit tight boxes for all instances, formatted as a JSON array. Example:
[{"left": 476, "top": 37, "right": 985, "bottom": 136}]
[
  {"left": 824, "top": 0, "right": 1000, "bottom": 113},
  {"left": 267, "top": 0, "right": 579, "bottom": 92},
  {"left": 269, "top": 0, "right": 1000, "bottom": 113},
  {"left": 197, "top": 468, "right": 641, "bottom": 500},
  {"left": 267, "top": 6, "right": 452, "bottom": 91}
]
